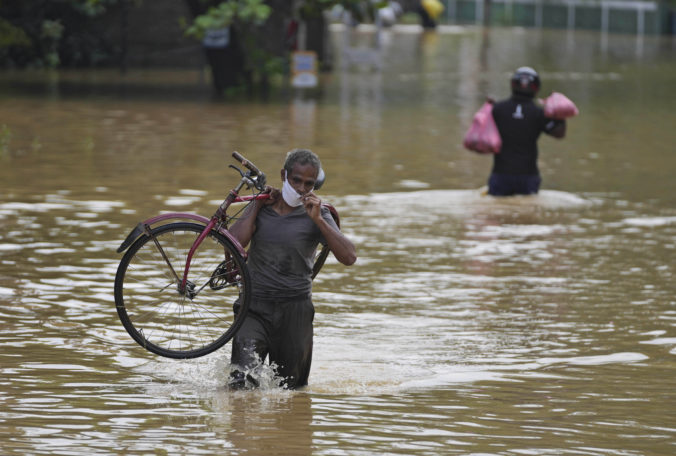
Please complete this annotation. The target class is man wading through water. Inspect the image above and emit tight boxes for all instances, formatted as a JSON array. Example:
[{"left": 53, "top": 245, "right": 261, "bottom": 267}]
[
  {"left": 487, "top": 67, "right": 567, "bottom": 196},
  {"left": 228, "top": 149, "right": 357, "bottom": 389}
]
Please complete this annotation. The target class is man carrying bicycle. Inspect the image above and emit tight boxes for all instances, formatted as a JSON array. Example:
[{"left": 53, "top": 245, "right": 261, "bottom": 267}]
[{"left": 227, "top": 148, "right": 357, "bottom": 389}]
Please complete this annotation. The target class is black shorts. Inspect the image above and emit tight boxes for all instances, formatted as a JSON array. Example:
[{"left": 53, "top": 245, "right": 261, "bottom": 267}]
[{"left": 488, "top": 173, "right": 541, "bottom": 196}]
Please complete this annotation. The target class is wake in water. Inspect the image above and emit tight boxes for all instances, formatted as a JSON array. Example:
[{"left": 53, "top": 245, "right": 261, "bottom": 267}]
[{"left": 339, "top": 188, "right": 592, "bottom": 223}]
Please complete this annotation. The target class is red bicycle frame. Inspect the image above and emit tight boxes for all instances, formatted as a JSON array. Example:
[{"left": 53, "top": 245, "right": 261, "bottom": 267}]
[
  {"left": 116, "top": 152, "right": 340, "bottom": 296},
  {"left": 178, "top": 192, "right": 269, "bottom": 294}
]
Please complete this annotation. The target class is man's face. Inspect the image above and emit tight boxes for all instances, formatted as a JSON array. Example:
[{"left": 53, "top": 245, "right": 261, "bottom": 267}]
[{"left": 282, "top": 163, "right": 318, "bottom": 195}]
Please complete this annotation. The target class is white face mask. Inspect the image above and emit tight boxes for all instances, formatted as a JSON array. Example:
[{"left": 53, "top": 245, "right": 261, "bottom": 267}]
[{"left": 282, "top": 170, "right": 304, "bottom": 207}]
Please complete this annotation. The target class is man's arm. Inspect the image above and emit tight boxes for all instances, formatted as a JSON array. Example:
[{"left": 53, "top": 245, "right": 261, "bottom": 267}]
[
  {"left": 315, "top": 217, "right": 357, "bottom": 266},
  {"left": 228, "top": 187, "right": 279, "bottom": 248},
  {"left": 304, "top": 194, "right": 357, "bottom": 266},
  {"left": 228, "top": 199, "right": 262, "bottom": 249}
]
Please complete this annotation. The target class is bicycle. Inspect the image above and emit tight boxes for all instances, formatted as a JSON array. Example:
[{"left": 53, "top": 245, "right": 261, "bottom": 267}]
[{"left": 114, "top": 152, "right": 339, "bottom": 359}]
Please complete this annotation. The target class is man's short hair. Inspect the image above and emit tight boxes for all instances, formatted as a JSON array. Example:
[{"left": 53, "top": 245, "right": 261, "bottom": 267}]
[{"left": 284, "top": 148, "right": 321, "bottom": 174}]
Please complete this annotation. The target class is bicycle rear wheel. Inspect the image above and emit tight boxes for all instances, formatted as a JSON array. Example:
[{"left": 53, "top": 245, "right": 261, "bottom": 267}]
[{"left": 114, "top": 222, "right": 251, "bottom": 359}]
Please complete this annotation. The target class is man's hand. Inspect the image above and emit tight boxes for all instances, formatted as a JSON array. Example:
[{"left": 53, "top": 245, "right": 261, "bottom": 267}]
[
  {"left": 302, "top": 192, "right": 357, "bottom": 266},
  {"left": 302, "top": 192, "right": 322, "bottom": 222},
  {"left": 263, "top": 186, "right": 280, "bottom": 206}
]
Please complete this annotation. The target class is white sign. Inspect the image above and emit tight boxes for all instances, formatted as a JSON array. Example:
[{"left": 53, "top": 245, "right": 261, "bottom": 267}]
[
  {"left": 203, "top": 28, "right": 230, "bottom": 49},
  {"left": 291, "top": 51, "right": 318, "bottom": 88}
]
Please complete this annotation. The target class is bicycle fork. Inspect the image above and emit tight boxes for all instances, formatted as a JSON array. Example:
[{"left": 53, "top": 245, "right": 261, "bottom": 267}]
[
  {"left": 178, "top": 195, "right": 236, "bottom": 298},
  {"left": 178, "top": 218, "right": 218, "bottom": 297},
  {"left": 144, "top": 189, "right": 241, "bottom": 299},
  {"left": 143, "top": 219, "right": 215, "bottom": 300}
]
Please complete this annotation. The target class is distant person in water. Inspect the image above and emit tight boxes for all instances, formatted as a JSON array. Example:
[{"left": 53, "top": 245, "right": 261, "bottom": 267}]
[
  {"left": 417, "top": 0, "right": 444, "bottom": 29},
  {"left": 227, "top": 148, "right": 357, "bottom": 390},
  {"left": 487, "top": 67, "right": 566, "bottom": 196}
]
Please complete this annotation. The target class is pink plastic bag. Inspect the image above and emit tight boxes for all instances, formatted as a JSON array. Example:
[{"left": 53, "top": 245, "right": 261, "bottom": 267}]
[
  {"left": 463, "top": 102, "right": 502, "bottom": 154},
  {"left": 543, "top": 92, "right": 579, "bottom": 119}
]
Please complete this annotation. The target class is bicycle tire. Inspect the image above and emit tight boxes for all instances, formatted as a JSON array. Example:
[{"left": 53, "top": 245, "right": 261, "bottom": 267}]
[
  {"left": 310, "top": 204, "right": 341, "bottom": 279},
  {"left": 312, "top": 245, "right": 330, "bottom": 279},
  {"left": 114, "top": 222, "right": 251, "bottom": 359}
]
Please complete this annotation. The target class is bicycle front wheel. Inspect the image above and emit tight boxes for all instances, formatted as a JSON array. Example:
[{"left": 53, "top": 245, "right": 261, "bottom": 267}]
[{"left": 114, "top": 222, "right": 251, "bottom": 359}]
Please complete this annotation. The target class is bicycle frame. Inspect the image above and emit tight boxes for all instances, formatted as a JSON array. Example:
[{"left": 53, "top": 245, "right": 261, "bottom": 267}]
[
  {"left": 117, "top": 192, "right": 269, "bottom": 297},
  {"left": 177, "top": 193, "right": 270, "bottom": 294},
  {"left": 116, "top": 153, "right": 340, "bottom": 296},
  {"left": 116, "top": 194, "right": 266, "bottom": 254}
]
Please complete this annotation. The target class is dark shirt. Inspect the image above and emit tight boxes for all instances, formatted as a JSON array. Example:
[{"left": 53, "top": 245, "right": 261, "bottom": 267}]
[
  {"left": 247, "top": 205, "right": 337, "bottom": 299},
  {"left": 491, "top": 94, "right": 561, "bottom": 176}
]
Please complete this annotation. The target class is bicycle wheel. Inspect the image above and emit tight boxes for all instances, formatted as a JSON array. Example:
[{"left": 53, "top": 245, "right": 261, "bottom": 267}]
[{"left": 114, "top": 222, "right": 251, "bottom": 359}]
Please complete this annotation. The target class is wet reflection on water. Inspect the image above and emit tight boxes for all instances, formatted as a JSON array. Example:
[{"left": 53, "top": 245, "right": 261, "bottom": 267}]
[{"left": 1, "top": 25, "right": 676, "bottom": 455}]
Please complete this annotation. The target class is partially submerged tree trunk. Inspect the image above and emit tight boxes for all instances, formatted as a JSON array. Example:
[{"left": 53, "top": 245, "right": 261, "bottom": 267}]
[
  {"left": 304, "top": 12, "right": 329, "bottom": 69},
  {"left": 204, "top": 29, "right": 247, "bottom": 93},
  {"left": 183, "top": 0, "right": 248, "bottom": 94}
]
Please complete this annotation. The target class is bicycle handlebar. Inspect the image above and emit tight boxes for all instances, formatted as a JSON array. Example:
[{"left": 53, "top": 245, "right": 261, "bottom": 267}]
[{"left": 232, "top": 151, "right": 262, "bottom": 176}]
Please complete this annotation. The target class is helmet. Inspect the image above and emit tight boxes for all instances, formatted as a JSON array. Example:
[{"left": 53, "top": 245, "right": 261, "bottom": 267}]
[{"left": 511, "top": 66, "right": 540, "bottom": 97}]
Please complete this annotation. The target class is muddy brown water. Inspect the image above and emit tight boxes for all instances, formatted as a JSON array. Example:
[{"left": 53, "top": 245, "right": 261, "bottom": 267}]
[{"left": 0, "top": 26, "right": 675, "bottom": 455}]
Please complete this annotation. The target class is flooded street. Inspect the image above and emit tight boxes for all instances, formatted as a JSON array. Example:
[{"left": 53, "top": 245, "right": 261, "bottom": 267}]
[{"left": 1, "top": 25, "right": 675, "bottom": 455}]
